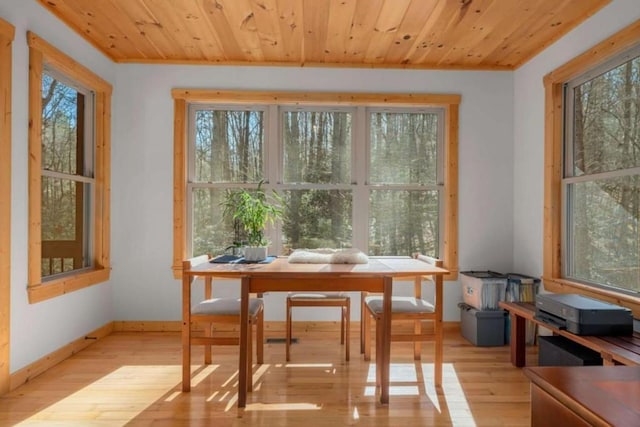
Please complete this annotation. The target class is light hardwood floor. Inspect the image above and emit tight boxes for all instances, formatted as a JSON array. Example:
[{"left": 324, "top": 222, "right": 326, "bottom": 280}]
[{"left": 0, "top": 325, "right": 537, "bottom": 426}]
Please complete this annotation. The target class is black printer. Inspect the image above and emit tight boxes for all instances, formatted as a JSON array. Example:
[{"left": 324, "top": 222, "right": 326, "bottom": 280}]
[{"left": 535, "top": 293, "right": 633, "bottom": 336}]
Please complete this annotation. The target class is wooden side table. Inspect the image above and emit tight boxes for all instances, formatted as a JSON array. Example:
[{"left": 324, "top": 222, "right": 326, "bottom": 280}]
[{"left": 524, "top": 366, "right": 640, "bottom": 426}]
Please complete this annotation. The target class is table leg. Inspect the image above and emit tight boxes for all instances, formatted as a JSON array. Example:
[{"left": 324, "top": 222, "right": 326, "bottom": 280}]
[
  {"left": 511, "top": 312, "right": 526, "bottom": 367},
  {"left": 360, "top": 292, "right": 366, "bottom": 354},
  {"left": 434, "top": 276, "right": 443, "bottom": 387},
  {"left": 602, "top": 352, "right": 615, "bottom": 366},
  {"left": 238, "top": 276, "right": 250, "bottom": 408},
  {"left": 181, "top": 272, "right": 192, "bottom": 392},
  {"left": 380, "top": 276, "right": 392, "bottom": 404}
]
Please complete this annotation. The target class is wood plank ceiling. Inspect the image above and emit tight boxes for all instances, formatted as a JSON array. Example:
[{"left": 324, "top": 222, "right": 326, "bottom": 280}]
[{"left": 37, "top": 0, "right": 611, "bottom": 70}]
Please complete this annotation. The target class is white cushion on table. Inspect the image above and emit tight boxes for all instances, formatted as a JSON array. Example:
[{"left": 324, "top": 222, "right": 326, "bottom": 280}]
[{"left": 287, "top": 248, "right": 369, "bottom": 264}]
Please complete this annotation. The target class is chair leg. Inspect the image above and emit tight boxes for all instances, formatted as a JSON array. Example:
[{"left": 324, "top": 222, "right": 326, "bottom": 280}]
[
  {"left": 248, "top": 319, "right": 253, "bottom": 393},
  {"left": 286, "top": 298, "right": 292, "bottom": 362},
  {"left": 183, "top": 326, "right": 191, "bottom": 392},
  {"left": 364, "top": 305, "right": 371, "bottom": 361},
  {"left": 345, "top": 298, "right": 350, "bottom": 362},
  {"left": 375, "top": 315, "right": 382, "bottom": 388},
  {"left": 340, "top": 304, "right": 345, "bottom": 345},
  {"left": 257, "top": 309, "right": 264, "bottom": 365}
]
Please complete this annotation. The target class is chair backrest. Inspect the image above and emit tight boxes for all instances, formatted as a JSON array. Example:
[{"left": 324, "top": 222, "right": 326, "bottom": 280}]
[
  {"left": 183, "top": 255, "right": 213, "bottom": 299},
  {"left": 413, "top": 253, "right": 443, "bottom": 268},
  {"left": 412, "top": 253, "right": 443, "bottom": 298},
  {"left": 183, "top": 254, "right": 210, "bottom": 271}
]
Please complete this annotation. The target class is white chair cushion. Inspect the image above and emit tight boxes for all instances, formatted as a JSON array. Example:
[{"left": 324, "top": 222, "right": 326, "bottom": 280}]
[
  {"left": 288, "top": 292, "right": 348, "bottom": 300},
  {"left": 365, "top": 296, "right": 434, "bottom": 314},
  {"left": 192, "top": 297, "right": 263, "bottom": 316}
]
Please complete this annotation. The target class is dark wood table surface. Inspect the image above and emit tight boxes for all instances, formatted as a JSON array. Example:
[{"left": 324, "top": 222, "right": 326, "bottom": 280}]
[{"left": 525, "top": 366, "right": 640, "bottom": 427}]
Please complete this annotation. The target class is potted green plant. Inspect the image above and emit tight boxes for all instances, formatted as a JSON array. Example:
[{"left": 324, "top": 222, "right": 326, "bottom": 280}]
[{"left": 222, "top": 181, "right": 283, "bottom": 261}]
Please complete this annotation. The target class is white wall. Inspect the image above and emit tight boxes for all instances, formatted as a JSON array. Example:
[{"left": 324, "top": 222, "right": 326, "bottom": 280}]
[
  {"left": 110, "top": 66, "right": 515, "bottom": 323},
  {"left": 1, "top": 0, "right": 116, "bottom": 372},
  {"left": 512, "top": 0, "right": 640, "bottom": 278}
]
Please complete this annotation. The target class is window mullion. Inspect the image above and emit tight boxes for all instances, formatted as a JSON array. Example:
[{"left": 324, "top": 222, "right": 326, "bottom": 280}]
[
  {"left": 41, "top": 169, "right": 95, "bottom": 184},
  {"left": 352, "top": 106, "right": 369, "bottom": 251},
  {"left": 266, "top": 104, "right": 281, "bottom": 252},
  {"left": 563, "top": 167, "right": 640, "bottom": 185},
  {"left": 563, "top": 83, "right": 575, "bottom": 179}
]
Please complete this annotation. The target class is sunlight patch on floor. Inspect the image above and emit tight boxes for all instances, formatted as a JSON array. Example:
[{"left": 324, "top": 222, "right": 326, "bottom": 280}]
[
  {"left": 190, "top": 364, "right": 219, "bottom": 386},
  {"left": 439, "top": 364, "right": 476, "bottom": 427},
  {"left": 221, "top": 368, "right": 238, "bottom": 387},
  {"left": 364, "top": 385, "right": 420, "bottom": 396},
  {"left": 17, "top": 365, "right": 181, "bottom": 425},
  {"left": 164, "top": 391, "right": 181, "bottom": 402},
  {"left": 285, "top": 363, "right": 334, "bottom": 368},
  {"left": 365, "top": 362, "right": 420, "bottom": 383},
  {"left": 252, "top": 363, "right": 270, "bottom": 386},
  {"left": 362, "top": 362, "right": 476, "bottom": 426},
  {"left": 421, "top": 363, "right": 441, "bottom": 411},
  {"left": 244, "top": 402, "right": 322, "bottom": 411},
  {"left": 224, "top": 392, "right": 238, "bottom": 412}
]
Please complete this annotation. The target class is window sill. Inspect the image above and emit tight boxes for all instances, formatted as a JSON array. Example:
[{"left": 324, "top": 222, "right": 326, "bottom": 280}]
[
  {"left": 172, "top": 263, "right": 182, "bottom": 280},
  {"left": 28, "top": 267, "right": 110, "bottom": 304},
  {"left": 542, "top": 276, "right": 640, "bottom": 318}
]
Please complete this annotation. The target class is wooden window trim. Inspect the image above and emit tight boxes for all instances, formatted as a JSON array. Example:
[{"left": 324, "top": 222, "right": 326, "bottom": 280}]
[
  {"left": 542, "top": 20, "right": 640, "bottom": 317},
  {"left": 0, "top": 16, "right": 15, "bottom": 397},
  {"left": 171, "top": 90, "right": 460, "bottom": 281},
  {"left": 27, "top": 32, "right": 112, "bottom": 304}
]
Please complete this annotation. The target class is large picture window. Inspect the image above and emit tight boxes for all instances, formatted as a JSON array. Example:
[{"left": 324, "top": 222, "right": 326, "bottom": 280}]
[
  {"left": 368, "top": 110, "right": 442, "bottom": 256},
  {"left": 40, "top": 71, "right": 94, "bottom": 277},
  {"left": 28, "top": 32, "right": 112, "bottom": 303},
  {"left": 544, "top": 21, "right": 640, "bottom": 315},
  {"left": 563, "top": 46, "right": 640, "bottom": 294},
  {"left": 281, "top": 108, "right": 353, "bottom": 251},
  {"left": 174, "top": 91, "right": 459, "bottom": 280},
  {"left": 189, "top": 107, "right": 266, "bottom": 257}
]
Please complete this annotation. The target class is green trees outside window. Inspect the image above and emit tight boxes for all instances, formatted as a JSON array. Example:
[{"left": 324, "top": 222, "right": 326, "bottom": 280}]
[
  {"left": 40, "top": 72, "right": 93, "bottom": 277},
  {"left": 565, "top": 49, "right": 640, "bottom": 293},
  {"left": 188, "top": 104, "right": 444, "bottom": 258}
]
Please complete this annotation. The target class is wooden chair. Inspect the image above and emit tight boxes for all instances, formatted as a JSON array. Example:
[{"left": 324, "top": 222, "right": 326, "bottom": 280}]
[
  {"left": 362, "top": 254, "right": 443, "bottom": 370},
  {"left": 286, "top": 292, "right": 350, "bottom": 361},
  {"left": 181, "top": 255, "right": 264, "bottom": 392}
]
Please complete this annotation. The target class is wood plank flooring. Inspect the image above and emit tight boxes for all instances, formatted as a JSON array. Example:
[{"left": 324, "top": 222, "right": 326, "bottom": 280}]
[{"left": 0, "top": 326, "right": 538, "bottom": 426}]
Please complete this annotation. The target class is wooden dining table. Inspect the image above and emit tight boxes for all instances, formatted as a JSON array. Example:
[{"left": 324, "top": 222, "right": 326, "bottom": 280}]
[{"left": 183, "top": 255, "right": 449, "bottom": 408}]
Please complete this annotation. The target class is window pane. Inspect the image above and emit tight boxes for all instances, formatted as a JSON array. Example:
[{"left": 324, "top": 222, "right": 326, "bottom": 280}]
[
  {"left": 194, "top": 109, "right": 264, "bottom": 183},
  {"left": 369, "top": 190, "right": 439, "bottom": 256},
  {"left": 41, "top": 176, "right": 90, "bottom": 277},
  {"left": 42, "top": 73, "right": 84, "bottom": 175},
  {"left": 370, "top": 112, "right": 438, "bottom": 185},
  {"left": 191, "top": 188, "right": 241, "bottom": 256},
  {"left": 282, "top": 190, "right": 352, "bottom": 251},
  {"left": 572, "top": 55, "right": 640, "bottom": 176},
  {"left": 568, "top": 176, "right": 639, "bottom": 292},
  {"left": 283, "top": 111, "right": 351, "bottom": 184}
]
